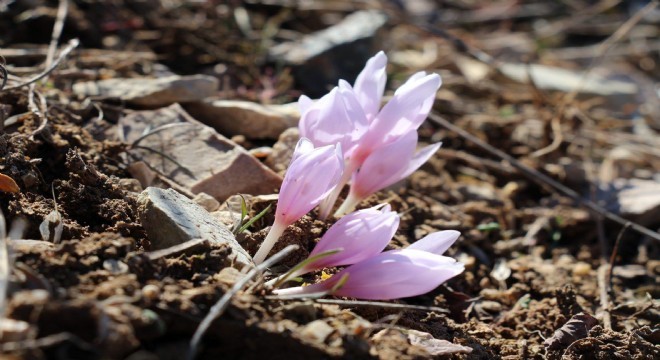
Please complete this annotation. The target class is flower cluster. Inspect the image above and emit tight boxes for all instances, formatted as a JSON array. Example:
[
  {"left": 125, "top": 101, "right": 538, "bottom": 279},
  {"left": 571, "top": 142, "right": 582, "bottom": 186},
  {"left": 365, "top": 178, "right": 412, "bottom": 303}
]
[
  {"left": 274, "top": 209, "right": 463, "bottom": 300},
  {"left": 252, "top": 51, "right": 463, "bottom": 300},
  {"left": 299, "top": 51, "right": 442, "bottom": 218}
]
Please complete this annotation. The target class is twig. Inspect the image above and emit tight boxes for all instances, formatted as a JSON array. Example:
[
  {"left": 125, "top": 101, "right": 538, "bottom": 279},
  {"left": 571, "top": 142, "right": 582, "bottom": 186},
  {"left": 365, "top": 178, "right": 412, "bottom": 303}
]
[
  {"left": 0, "top": 62, "right": 6, "bottom": 91},
  {"left": 607, "top": 223, "right": 631, "bottom": 288},
  {"left": 187, "top": 245, "right": 298, "bottom": 360},
  {"left": 1, "top": 39, "right": 79, "bottom": 92},
  {"left": 428, "top": 112, "right": 660, "bottom": 243},
  {"left": 45, "top": 0, "right": 69, "bottom": 70},
  {"left": 312, "top": 299, "right": 449, "bottom": 314}
]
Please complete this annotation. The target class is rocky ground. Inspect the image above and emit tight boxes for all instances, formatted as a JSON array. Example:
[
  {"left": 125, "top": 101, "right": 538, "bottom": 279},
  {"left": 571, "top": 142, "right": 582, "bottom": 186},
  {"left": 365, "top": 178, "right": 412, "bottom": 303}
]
[{"left": 0, "top": 1, "right": 658, "bottom": 359}]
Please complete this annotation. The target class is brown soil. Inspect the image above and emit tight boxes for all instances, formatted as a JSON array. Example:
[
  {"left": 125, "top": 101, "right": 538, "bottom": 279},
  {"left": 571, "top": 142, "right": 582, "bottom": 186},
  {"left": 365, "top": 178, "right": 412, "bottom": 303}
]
[{"left": 1, "top": 1, "right": 658, "bottom": 359}]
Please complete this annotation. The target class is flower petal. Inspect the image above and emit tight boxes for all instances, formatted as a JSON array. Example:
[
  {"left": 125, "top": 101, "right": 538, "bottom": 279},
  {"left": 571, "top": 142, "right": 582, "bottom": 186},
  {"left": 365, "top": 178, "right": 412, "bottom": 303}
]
[
  {"left": 298, "top": 249, "right": 464, "bottom": 300},
  {"left": 351, "top": 131, "right": 418, "bottom": 199},
  {"left": 276, "top": 141, "right": 344, "bottom": 225},
  {"left": 407, "top": 230, "right": 461, "bottom": 255},
  {"left": 353, "top": 51, "right": 388, "bottom": 121},
  {"left": 359, "top": 73, "right": 441, "bottom": 152},
  {"left": 305, "top": 205, "right": 399, "bottom": 270}
]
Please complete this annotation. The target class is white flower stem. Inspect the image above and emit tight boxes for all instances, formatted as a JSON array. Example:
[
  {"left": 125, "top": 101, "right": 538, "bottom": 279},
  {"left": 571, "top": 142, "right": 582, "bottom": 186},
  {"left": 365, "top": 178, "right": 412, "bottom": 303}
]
[
  {"left": 318, "top": 160, "right": 357, "bottom": 220},
  {"left": 272, "top": 286, "right": 307, "bottom": 296},
  {"left": 253, "top": 221, "right": 288, "bottom": 264},
  {"left": 334, "top": 191, "right": 361, "bottom": 217}
]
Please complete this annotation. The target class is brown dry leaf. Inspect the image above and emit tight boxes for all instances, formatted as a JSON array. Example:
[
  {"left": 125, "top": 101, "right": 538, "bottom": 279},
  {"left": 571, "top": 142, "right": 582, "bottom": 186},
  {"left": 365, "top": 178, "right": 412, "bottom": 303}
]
[
  {"left": 544, "top": 312, "right": 599, "bottom": 350},
  {"left": 0, "top": 173, "right": 19, "bottom": 193},
  {"left": 407, "top": 329, "right": 473, "bottom": 356}
]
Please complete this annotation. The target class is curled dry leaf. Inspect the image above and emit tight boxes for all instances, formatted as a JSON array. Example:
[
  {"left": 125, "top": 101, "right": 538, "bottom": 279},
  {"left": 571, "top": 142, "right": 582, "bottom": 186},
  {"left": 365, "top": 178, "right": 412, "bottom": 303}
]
[
  {"left": 0, "top": 173, "right": 19, "bottom": 193},
  {"left": 407, "top": 329, "right": 472, "bottom": 356},
  {"left": 544, "top": 312, "right": 599, "bottom": 350}
]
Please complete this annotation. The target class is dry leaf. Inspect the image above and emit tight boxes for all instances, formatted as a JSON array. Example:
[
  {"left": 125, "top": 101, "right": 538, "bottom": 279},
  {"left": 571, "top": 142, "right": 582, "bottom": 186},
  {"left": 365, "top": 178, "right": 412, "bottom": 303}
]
[
  {"left": 0, "top": 173, "right": 19, "bottom": 193},
  {"left": 407, "top": 329, "right": 472, "bottom": 356},
  {"left": 544, "top": 312, "right": 599, "bottom": 350}
]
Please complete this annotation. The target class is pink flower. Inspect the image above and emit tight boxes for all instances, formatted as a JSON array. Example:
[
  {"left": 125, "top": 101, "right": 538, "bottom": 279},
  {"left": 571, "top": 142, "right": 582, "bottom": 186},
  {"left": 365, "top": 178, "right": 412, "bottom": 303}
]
[
  {"left": 275, "top": 249, "right": 464, "bottom": 300},
  {"left": 353, "top": 71, "right": 441, "bottom": 162},
  {"left": 298, "top": 204, "right": 399, "bottom": 274},
  {"left": 297, "top": 51, "right": 442, "bottom": 218},
  {"left": 298, "top": 82, "right": 368, "bottom": 160},
  {"left": 253, "top": 138, "right": 343, "bottom": 264},
  {"left": 407, "top": 230, "right": 461, "bottom": 255},
  {"left": 336, "top": 131, "right": 441, "bottom": 215}
]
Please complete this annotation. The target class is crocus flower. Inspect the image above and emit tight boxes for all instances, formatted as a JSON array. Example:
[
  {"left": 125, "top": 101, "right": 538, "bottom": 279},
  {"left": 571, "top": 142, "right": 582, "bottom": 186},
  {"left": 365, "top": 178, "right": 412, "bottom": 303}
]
[
  {"left": 298, "top": 51, "right": 442, "bottom": 219},
  {"left": 274, "top": 249, "right": 464, "bottom": 300},
  {"left": 335, "top": 131, "right": 441, "bottom": 215},
  {"left": 253, "top": 138, "right": 343, "bottom": 264},
  {"left": 295, "top": 204, "right": 399, "bottom": 276},
  {"left": 299, "top": 81, "right": 368, "bottom": 160}
]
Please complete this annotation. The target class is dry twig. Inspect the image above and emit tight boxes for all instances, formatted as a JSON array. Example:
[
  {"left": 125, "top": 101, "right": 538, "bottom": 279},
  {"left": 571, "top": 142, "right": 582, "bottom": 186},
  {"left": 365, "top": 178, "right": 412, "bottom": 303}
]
[
  {"left": 187, "top": 245, "right": 298, "bottom": 360},
  {"left": 428, "top": 112, "right": 660, "bottom": 243}
]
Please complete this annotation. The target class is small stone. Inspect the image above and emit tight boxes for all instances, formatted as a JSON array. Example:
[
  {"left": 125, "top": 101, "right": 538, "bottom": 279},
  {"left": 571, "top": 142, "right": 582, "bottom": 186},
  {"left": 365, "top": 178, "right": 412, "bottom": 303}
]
[
  {"left": 572, "top": 262, "right": 591, "bottom": 277},
  {"left": 137, "top": 187, "right": 253, "bottom": 270},
  {"left": 141, "top": 284, "right": 160, "bottom": 301},
  {"left": 73, "top": 75, "right": 218, "bottom": 108},
  {"left": 193, "top": 192, "right": 220, "bottom": 212},
  {"left": 299, "top": 320, "right": 335, "bottom": 343},
  {"left": 118, "top": 178, "right": 143, "bottom": 193},
  {"left": 185, "top": 100, "right": 300, "bottom": 139}
]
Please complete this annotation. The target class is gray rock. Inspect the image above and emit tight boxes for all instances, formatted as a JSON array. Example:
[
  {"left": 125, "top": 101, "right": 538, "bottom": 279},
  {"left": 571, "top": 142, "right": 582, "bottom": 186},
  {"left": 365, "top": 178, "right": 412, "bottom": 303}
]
[
  {"left": 185, "top": 100, "right": 300, "bottom": 139},
  {"left": 121, "top": 104, "right": 283, "bottom": 202},
  {"left": 265, "top": 127, "right": 300, "bottom": 175},
  {"left": 137, "top": 187, "right": 253, "bottom": 269},
  {"left": 268, "top": 10, "right": 388, "bottom": 97},
  {"left": 73, "top": 75, "right": 218, "bottom": 108}
]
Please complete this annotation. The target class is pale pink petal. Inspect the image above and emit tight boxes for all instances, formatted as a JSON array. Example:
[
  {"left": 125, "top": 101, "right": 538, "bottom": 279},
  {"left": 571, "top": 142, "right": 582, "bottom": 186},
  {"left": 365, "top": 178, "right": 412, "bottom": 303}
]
[
  {"left": 353, "top": 51, "right": 387, "bottom": 121},
  {"left": 359, "top": 73, "right": 441, "bottom": 151},
  {"left": 351, "top": 131, "right": 418, "bottom": 199},
  {"left": 293, "top": 249, "right": 464, "bottom": 300},
  {"left": 276, "top": 141, "right": 344, "bottom": 225},
  {"left": 396, "top": 142, "right": 442, "bottom": 181},
  {"left": 305, "top": 205, "right": 399, "bottom": 270},
  {"left": 298, "top": 86, "right": 368, "bottom": 159},
  {"left": 290, "top": 137, "right": 315, "bottom": 163},
  {"left": 298, "top": 95, "right": 314, "bottom": 114},
  {"left": 407, "top": 230, "right": 461, "bottom": 255}
]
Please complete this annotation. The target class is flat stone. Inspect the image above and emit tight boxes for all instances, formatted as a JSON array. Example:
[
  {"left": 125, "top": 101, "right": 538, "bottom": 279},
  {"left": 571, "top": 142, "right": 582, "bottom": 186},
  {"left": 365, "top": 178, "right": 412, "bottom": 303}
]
[
  {"left": 137, "top": 187, "right": 252, "bottom": 269},
  {"left": 268, "top": 10, "right": 388, "bottom": 97},
  {"left": 185, "top": 100, "right": 299, "bottom": 139},
  {"left": 265, "top": 127, "right": 299, "bottom": 175},
  {"left": 121, "top": 104, "right": 282, "bottom": 202},
  {"left": 73, "top": 75, "right": 218, "bottom": 108}
]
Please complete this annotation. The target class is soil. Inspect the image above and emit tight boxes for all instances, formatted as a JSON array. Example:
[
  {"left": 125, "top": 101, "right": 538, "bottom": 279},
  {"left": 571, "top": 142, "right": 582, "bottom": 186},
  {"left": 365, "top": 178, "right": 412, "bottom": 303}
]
[{"left": 0, "top": 1, "right": 659, "bottom": 359}]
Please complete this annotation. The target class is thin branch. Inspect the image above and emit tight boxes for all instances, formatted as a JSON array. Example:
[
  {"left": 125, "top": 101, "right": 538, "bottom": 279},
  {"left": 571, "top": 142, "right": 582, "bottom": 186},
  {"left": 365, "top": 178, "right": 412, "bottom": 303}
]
[
  {"left": 313, "top": 299, "right": 450, "bottom": 314},
  {"left": 1, "top": 39, "right": 79, "bottom": 92},
  {"left": 428, "top": 112, "right": 660, "bottom": 243},
  {"left": 45, "top": 0, "right": 69, "bottom": 70},
  {"left": 187, "top": 245, "right": 298, "bottom": 360}
]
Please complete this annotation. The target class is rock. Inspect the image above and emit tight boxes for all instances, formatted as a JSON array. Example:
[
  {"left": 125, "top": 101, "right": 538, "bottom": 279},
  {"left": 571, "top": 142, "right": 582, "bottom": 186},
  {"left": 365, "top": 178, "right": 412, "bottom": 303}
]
[
  {"left": 137, "top": 187, "right": 252, "bottom": 269},
  {"left": 121, "top": 104, "right": 282, "bottom": 202},
  {"left": 265, "top": 127, "right": 300, "bottom": 175},
  {"left": 597, "top": 178, "right": 660, "bottom": 226},
  {"left": 73, "top": 75, "right": 218, "bottom": 108},
  {"left": 193, "top": 192, "right": 220, "bottom": 212},
  {"left": 185, "top": 100, "right": 300, "bottom": 139},
  {"left": 299, "top": 320, "right": 335, "bottom": 343},
  {"left": 268, "top": 10, "right": 388, "bottom": 97}
]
